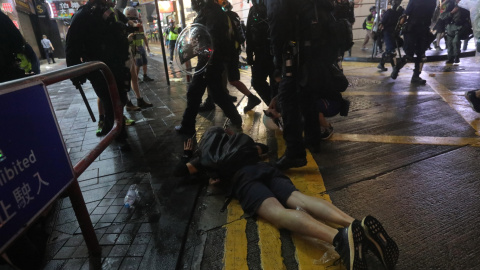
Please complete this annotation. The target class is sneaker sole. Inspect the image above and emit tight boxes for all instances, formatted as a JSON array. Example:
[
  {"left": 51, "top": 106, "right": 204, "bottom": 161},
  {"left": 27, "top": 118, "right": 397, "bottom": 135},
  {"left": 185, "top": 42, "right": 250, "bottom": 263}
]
[
  {"left": 362, "top": 216, "right": 399, "bottom": 270},
  {"left": 349, "top": 221, "right": 368, "bottom": 270}
]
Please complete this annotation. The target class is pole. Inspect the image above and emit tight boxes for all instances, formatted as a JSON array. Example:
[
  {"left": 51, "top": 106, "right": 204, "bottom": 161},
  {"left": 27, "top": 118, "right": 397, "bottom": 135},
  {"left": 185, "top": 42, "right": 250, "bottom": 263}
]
[
  {"left": 177, "top": 0, "right": 186, "bottom": 28},
  {"left": 154, "top": 0, "right": 171, "bottom": 86}
]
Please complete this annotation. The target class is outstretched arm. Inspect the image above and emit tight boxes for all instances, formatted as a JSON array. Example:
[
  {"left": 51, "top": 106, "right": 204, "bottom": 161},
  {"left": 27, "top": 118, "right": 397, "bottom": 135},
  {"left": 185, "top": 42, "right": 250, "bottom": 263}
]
[{"left": 174, "top": 139, "right": 199, "bottom": 176}]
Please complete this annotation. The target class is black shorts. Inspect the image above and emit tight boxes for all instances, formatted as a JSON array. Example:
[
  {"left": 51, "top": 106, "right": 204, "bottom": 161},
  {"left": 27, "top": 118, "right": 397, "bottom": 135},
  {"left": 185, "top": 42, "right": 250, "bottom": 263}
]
[
  {"left": 233, "top": 163, "right": 297, "bottom": 216},
  {"left": 226, "top": 54, "right": 240, "bottom": 81}
]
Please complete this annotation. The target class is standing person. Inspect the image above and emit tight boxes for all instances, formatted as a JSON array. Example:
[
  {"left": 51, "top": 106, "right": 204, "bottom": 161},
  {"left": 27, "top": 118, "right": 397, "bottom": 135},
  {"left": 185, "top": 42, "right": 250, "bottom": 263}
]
[
  {"left": 362, "top": 6, "right": 376, "bottom": 50},
  {"left": 445, "top": 1, "right": 472, "bottom": 65},
  {"left": 41, "top": 35, "right": 55, "bottom": 64},
  {"left": 390, "top": 0, "right": 436, "bottom": 84},
  {"left": 167, "top": 20, "right": 181, "bottom": 64},
  {"left": 433, "top": 0, "right": 456, "bottom": 50},
  {"left": 175, "top": 128, "right": 400, "bottom": 270},
  {"left": 123, "top": 10, "right": 154, "bottom": 82},
  {"left": 266, "top": 0, "right": 340, "bottom": 168},
  {"left": 333, "top": 0, "right": 355, "bottom": 71},
  {"left": 377, "top": 0, "right": 404, "bottom": 72},
  {"left": 66, "top": 0, "right": 132, "bottom": 146},
  {"left": 223, "top": 1, "right": 261, "bottom": 113},
  {"left": 246, "top": 0, "right": 277, "bottom": 105},
  {"left": 174, "top": 0, "right": 243, "bottom": 136}
]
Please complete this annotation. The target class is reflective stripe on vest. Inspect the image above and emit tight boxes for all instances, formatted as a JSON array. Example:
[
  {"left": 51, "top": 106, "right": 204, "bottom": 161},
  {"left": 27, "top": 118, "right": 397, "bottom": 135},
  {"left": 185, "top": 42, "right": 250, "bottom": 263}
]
[{"left": 133, "top": 32, "right": 145, "bottom": 46}]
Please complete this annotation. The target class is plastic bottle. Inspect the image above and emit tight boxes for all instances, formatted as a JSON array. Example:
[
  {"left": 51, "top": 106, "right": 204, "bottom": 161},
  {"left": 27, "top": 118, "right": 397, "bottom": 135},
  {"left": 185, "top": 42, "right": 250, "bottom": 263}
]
[{"left": 124, "top": 184, "right": 140, "bottom": 208}]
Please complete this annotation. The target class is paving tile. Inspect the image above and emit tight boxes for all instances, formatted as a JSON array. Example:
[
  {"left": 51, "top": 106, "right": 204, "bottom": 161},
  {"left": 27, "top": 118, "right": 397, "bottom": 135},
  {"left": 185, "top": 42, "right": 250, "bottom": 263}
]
[
  {"left": 99, "top": 213, "right": 118, "bottom": 223},
  {"left": 101, "top": 257, "right": 123, "bottom": 270},
  {"left": 126, "top": 244, "right": 147, "bottom": 257},
  {"left": 115, "top": 233, "right": 134, "bottom": 245},
  {"left": 106, "top": 205, "right": 124, "bottom": 214},
  {"left": 106, "top": 223, "right": 125, "bottom": 234},
  {"left": 109, "top": 245, "right": 130, "bottom": 257},
  {"left": 64, "top": 234, "right": 85, "bottom": 247},
  {"left": 91, "top": 206, "right": 109, "bottom": 215},
  {"left": 132, "top": 233, "right": 151, "bottom": 245},
  {"left": 99, "top": 234, "right": 119, "bottom": 245},
  {"left": 54, "top": 246, "right": 77, "bottom": 259},
  {"left": 62, "top": 258, "right": 87, "bottom": 270},
  {"left": 119, "top": 257, "right": 142, "bottom": 270}
]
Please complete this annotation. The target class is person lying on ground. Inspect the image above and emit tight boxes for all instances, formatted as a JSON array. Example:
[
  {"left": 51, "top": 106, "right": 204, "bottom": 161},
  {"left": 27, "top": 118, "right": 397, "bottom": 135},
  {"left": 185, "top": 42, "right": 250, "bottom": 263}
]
[{"left": 174, "top": 127, "right": 399, "bottom": 270}]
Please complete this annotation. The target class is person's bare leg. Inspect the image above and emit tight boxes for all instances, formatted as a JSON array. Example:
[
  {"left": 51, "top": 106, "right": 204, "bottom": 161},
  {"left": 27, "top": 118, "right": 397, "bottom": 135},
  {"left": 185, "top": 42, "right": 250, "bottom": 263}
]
[
  {"left": 229, "top": 80, "right": 251, "bottom": 96},
  {"left": 142, "top": 64, "right": 148, "bottom": 76},
  {"left": 318, "top": 113, "right": 330, "bottom": 128},
  {"left": 256, "top": 197, "right": 339, "bottom": 244},
  {"left": 286, "top": 191, "right": 355, "bottom": 227},
  {"left": 130, "top": 63, "right": 141, "bottom": 99}
]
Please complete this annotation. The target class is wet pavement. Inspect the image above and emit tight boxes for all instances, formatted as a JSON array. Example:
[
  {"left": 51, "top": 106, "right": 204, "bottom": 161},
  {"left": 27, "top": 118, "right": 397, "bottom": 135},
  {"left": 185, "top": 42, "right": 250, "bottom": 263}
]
[{"left": 1, "top": 43, "right": 480, "bottom": 270}]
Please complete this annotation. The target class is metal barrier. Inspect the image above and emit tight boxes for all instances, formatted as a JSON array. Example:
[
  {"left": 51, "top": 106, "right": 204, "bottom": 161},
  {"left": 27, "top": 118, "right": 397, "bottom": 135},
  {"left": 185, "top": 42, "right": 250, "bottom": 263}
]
[{"left": 0, "top": 61, "right": 123, "bottom": 257}]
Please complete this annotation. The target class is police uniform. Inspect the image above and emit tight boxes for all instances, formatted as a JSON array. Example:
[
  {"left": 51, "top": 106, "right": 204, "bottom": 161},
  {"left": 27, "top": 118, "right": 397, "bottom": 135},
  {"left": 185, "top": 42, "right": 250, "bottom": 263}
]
[
  {"left": 175, "top": 1, "right": 243, "bottom": 135},
  {"left": 246, "top": 0, "right": 277, "bottom": 105},
  {"left": 66, "top": 1, "right": 130, "bottom": 137},
  {"left": 266, "top": 0, "right": 338, "bottom": 169},
  {"left": 391, "top": 0, "right": 436, "bottom": 84},
  {"left": 378, "top": 1, "right": 404, "bottom": 71}
]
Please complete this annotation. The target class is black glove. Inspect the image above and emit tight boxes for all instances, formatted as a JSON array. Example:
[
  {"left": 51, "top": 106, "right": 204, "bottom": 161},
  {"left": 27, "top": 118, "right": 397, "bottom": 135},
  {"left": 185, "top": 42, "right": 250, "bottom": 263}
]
[{"left": 71, "top": 75, "right": 87, "bottom": 88}]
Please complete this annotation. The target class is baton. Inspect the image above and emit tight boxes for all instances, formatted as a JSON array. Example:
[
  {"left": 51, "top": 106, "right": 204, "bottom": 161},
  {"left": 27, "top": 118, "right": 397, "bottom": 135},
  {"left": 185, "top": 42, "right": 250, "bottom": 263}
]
[{"left": 75, "top": 83, "right": 97, "bottom": 122}]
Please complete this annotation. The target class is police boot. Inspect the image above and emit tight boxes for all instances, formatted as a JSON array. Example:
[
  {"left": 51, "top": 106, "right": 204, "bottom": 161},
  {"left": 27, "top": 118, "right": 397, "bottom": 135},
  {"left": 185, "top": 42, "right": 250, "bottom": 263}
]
[
  {"left": 126, "top": 100, "right": 141, "bottom": 111},
  {"left": 243, "top": 95, "right": 261, "bottom": 113},
  {"left": 391, "top": 57, "right": 407, "bottom": 80},
  {"left": 198, "top": 97, "right": 215, "bottom": 111},
  {"left": 377, "top": 53, "right": 388, "bottom": 72},
  {"left": 137, "top": 97, "right": 153, "bottom": 108}
]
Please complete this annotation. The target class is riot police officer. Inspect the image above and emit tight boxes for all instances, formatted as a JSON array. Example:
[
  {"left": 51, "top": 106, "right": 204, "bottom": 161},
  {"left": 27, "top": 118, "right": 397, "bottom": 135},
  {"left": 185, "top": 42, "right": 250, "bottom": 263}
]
[
  {"left": 246, "top": 0, "right": 277, "bottom": 105},
  {"left": 390, "top": 0, "right": 436, "bottom": 84},
  {"left": 377, "top": 0, "right": 404, "bottom": 72},
  {"left": 66, "top": 0, "right": 131, "bottom": 143},
  {"left": 174, "top": 0, "right": 243, "bottom": 136},
  {"left": 266, "top": 0, "right": 341, "bottom": 170}
]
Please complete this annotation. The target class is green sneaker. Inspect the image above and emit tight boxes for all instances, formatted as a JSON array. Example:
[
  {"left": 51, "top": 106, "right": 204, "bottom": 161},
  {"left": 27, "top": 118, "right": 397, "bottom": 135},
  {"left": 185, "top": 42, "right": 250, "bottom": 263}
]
[
  {"left": 95, "top": 120, "right": 104, "bottom": 137},
  {"left": 124, "top": 117, "right": 135, "bottom": 126}
]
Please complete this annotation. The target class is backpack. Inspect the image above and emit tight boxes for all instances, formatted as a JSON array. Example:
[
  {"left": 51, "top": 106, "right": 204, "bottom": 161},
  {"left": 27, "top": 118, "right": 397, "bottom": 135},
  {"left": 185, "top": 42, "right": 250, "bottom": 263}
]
[
  {"left": 330, "top": 15, "right": 354, "bottom": 52},
  {"left": 248, "top": 4, "right": 269, "bottom": 47},
  {"left": 227, "top": 11, "right": 246, "bottom": 45},
  {"left": 198, "top": 128, "right": 260, "bottom": 180}
]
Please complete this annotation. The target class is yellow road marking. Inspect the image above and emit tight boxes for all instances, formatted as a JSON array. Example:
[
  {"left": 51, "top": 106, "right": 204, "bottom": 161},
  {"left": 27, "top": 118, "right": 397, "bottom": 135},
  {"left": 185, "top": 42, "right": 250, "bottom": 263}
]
[
  {"left": 257, "top": 219, "right": 286, "bottom": 270},
  {"left": 425, "top": 73, "right": 480, "bottom": 135},
  {"left": 224, "top": 201, "right": 248, "bottom": 270},
  {"left": 329, "top": 133, "right": 480, "bottom": 146},
  {"left": 275, "top": 131, "right": 341, "bottom": 270}
]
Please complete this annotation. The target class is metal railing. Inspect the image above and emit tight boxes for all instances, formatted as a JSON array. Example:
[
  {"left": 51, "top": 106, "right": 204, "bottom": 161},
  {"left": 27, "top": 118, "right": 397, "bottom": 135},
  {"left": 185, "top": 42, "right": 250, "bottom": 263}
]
[{"left": 0, "top": 61, "right": 123, "bottom": 257}]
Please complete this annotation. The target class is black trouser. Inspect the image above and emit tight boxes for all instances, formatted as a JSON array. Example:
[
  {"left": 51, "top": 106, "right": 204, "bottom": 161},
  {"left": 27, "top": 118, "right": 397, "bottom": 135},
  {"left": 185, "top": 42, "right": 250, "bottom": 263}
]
[
  {"left": 251, "top": 52, "right": 277, "bottom": 105},
  {"left": 88, "top": 65, "right": 129, "bottom": 135},
  {"left": 403, "top": 26, "right": 429, "bottom": 76},
  {"left": 181, "top": 59, "right": 242, "bottom": 130},
  {"left": 277, "top": 76, "right": 306, "bottom": 158},
  {"left": 169, "top": 40, "right": 176, "bottom": 61}
]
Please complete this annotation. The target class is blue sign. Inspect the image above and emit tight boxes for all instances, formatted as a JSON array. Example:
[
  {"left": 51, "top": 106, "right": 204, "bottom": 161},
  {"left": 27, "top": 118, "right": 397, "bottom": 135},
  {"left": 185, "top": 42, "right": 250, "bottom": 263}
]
[{"left": 0, "top": 83, "right": 74, "bottom": 254}]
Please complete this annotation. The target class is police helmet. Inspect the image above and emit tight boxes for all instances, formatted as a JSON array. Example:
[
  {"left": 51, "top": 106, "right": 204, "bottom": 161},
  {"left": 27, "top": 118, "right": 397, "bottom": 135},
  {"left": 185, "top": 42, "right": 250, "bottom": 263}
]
[
  {"left": 223, "top": 1, "right": 232, "bottom": 11},
  {"left": 369, "top": 6, "right": 376, "bottom": 11},
  {"left": 124, "top": 7, "right": 138, "bottom": 19},
  {"left": 192, "top": 0, "right": 210, "bottom": 12}
]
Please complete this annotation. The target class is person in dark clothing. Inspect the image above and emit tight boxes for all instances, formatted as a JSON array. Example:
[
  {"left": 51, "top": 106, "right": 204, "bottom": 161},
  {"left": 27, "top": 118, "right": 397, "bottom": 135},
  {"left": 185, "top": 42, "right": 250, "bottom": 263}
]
[
  {"left": 0, "top": 11, "right": 30, "bottom": 83},
  {"left": 445, "top": 0, "right": 472, "bottom": 64},
  {"left": 266, "top": 0, "right": 342, "bottom": 169},
  {"left": 390, "top": 0, "right": 436, "bottom": 84},
  {"left": 175, "top": 127, "right": 399, "bottom": 270},
  {"left": 66, "top": 0, "right": 131, "bottom": 145},
  {"left": 246, "top": 0, "right": 278, "bottom": 106},
  {"left": 432, "top": 0, "right": 456, "bottom": 50},
  {"left": 377, "top": 0, "right": 404, "bottom": 72},
  {"left": 174, "top": 0, "right": 243, "bottom": 136},
  {"left": 333, "top": 0, "right": 355, "bottom": 70}
]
